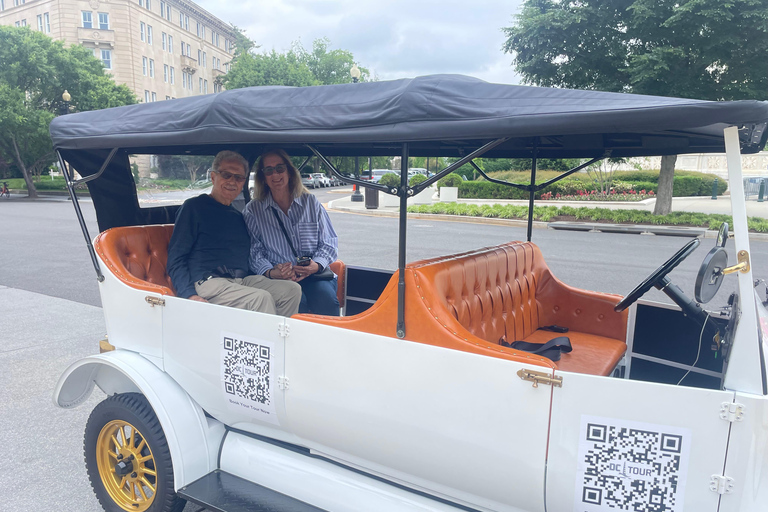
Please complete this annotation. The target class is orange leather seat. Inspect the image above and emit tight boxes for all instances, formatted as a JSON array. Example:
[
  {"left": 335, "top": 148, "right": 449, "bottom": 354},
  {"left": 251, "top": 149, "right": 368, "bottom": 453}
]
[
  {"left": 94, "top": 225, "right": 347, "bottom": 306},
  {"left": 296, "top": 241, "right": 628, "bottom": 376}
]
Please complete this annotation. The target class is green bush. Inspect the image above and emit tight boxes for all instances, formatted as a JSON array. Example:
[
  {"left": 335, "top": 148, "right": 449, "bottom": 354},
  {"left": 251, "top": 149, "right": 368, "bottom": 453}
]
[
  {"left": 437, "top": 173, "right": 464, "bottom": 188},
  {"left": 378, "top": 173, "right": 401, "bottom": 188},
  {"left": 409, "top": 174, "right": 427, "bottom": 187}
]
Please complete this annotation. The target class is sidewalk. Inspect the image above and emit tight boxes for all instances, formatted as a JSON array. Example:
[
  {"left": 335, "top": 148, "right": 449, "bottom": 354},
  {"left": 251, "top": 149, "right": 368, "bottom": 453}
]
[{"left": 327, "top": 189, "right": 768, "bottom": 241}]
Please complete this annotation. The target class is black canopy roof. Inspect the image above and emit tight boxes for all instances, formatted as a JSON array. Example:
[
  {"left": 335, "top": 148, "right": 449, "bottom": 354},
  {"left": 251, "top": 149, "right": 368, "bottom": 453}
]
[{"left": 50, "top": 74, "right": 768, "bottom": 231}]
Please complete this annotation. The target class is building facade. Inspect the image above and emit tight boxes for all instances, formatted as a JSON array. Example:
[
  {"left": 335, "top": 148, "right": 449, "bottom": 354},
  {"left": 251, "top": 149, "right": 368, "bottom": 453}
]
[{"left": 0, "top": 0, "right": 235, "bottom": 102}]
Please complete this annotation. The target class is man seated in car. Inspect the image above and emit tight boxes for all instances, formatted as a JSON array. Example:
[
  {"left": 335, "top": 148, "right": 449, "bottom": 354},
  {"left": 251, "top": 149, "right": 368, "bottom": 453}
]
[{"left": 167, "top": 150, "right": 302, "bottom": 316}]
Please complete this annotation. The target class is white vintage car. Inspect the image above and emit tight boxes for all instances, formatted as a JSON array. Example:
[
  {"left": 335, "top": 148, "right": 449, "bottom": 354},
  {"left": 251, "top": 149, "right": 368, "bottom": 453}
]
[{"left": 51, "top": 75, "right": 768, "bottom": 512}]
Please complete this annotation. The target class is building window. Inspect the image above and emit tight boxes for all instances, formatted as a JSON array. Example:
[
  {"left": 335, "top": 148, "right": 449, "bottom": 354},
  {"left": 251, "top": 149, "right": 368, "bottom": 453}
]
[
  {"left": 162, "top": 32, "right": 166, "bottom": 50},
  {"left": 199, "top": 77, "right": 202, "bottom": 92},
  {"left": 146, "top": 0, "right": 151, "bottom": 10},
  {"left": 20, "top": 19, "right": 26, "bottom": 26},
  {"left": 202, "top": 51, "right": 207, "bottom": 67},
  {"left": 187, "top": 72, "right": 192, "bottom": 90},
  {"left": 180, "top": 41, "right": 185, "bottom": 56},
  {"left": 82, "top": 11, "right": 93, "bottom": 29},
  {"left": 101, "top": 49, "right": 112, "bottom": 69},
  {"left": 166, "top": 4, "right": 171, "bottom": 20},
  {"left": 186, "top": 43, "right": 191, "bottom": 56},
  {"left": 149, "top": 59, "right": 155, "bottom": 78},
  {"left": 142, "top": 57, "right": 147, "bottom": 76},
  {"left": 165, "top": 95, "right": 170, "bottom": 100},
  {"left": 37, "top": 14, "right": 42, "bottom": 31},
  {"left": 98, "top": 12, "right": 109, "bottom": 30},
  {"left": 147, "top": 25, "right": 153, "bottom": 45},
  {"left": 184, "top": 15, "right": 189, "bottom": 30},
  {"left": 163, "top": 64, "right": 168, "bottom": 82},
  {"left": 170, "top": 66, "right": 175, "bottom": 84},
  {"left": 181, "top": 71, "right": 186, "bottom": 89},
  {"left": 204, "top": 80, "right": 208, "bottom": 94},
  {"left": 44, "top": 12, "right": 50, "bottom": 33},
  {"left": 151, "top": 92, "right": 156, "bottom": 102},
  {"left": 179, "top": 11, "right": 183, "bottom": 28},
  {"left": 168, "top": 35, "right": 173, "bottom": 53},
  {"left": 160, "top": 1, "right": 165, "bottom": 17},
  {"left": 202, "top": 26, "right": 206, "bottom": 39},
  {"left": 140, "top": 22, "right": 145, "bottom": 42},
  {"left": 216, "top": 33, "right": 219, "bottom": 47},
  {"left": 196, "top": 21, "right": 200, "bottom": 37},
  {"left": 144, "top": 90, "right": 150, "bottom": 103},
  {"left": 197, "top": 49, "right": 201, "bottom": 63},
  {"left": 14, "top": 20, "right": 19, "bottom": 26}
]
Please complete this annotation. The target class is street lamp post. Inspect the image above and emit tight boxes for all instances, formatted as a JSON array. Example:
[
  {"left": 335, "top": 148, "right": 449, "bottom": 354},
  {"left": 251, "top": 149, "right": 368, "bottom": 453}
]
[
  {"left": 350, "top": 65, "right": 364, "bottom": 202},
  {"left": 60, "top": 90, "right": 71, "bottom": 116}
]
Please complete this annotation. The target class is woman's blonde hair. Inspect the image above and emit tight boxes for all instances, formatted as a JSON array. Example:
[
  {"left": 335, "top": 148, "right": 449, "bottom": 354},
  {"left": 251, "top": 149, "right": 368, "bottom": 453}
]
[{"left": 253, "top": 148, "right": 308, "bottom": 201}]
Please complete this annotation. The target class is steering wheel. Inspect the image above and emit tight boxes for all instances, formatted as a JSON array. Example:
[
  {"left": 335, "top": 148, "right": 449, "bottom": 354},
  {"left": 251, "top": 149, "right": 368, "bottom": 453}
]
[{"left": 614, "top": 238, "right": 701, "bottom": 312}]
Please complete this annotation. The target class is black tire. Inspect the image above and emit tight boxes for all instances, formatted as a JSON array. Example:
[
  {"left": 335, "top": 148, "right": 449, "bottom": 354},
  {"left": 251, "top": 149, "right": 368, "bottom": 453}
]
[{"left": 84, "top": 393, "right": 186, "bottom": 512}]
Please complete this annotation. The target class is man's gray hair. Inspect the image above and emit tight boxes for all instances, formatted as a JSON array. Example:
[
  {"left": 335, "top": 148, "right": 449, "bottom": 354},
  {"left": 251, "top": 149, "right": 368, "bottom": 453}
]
[{"left": 213, "top": 150, "right": 248, "bottom": 174}]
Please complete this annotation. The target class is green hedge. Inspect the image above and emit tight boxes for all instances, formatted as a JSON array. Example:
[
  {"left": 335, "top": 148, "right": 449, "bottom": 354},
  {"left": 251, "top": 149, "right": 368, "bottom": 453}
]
[
  {"left": 378, "top": 173, "right": 401, "bottom": 187},
  {"left": 463, "top": 170, "right": 727, "bottom": 199},
  {"left": 437, "top": 173, "right": 464, "bottom": 188}
]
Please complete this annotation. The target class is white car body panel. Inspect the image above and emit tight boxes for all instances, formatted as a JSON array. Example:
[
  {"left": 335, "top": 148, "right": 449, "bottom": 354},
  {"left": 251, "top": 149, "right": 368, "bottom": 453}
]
[{"left": 53, "top": 351, "right": 226, "bottom": 489}]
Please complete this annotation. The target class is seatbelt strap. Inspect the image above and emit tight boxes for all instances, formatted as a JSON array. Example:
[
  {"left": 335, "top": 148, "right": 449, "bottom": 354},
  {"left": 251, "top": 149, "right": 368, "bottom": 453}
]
[{"left": 501, "top": 336, "right": 572, "bottom": 362}]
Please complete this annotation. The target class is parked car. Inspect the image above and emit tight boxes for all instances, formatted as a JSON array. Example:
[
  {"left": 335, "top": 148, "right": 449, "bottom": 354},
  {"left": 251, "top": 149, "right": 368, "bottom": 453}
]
[
  {"left": 301, "top": 173, "right": 318, "bottom": 188},
  {"left": 369, "top": 169, "right": 396, "bottom": 183},
  {"left": 51, "top": 75, "right": 768, "bottom": 512},
  {"left": 311, "top": 172, "right": 331, "bottom": 187}
]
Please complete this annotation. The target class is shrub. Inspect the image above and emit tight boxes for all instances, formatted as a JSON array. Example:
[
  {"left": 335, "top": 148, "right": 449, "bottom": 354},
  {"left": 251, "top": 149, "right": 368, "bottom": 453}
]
[
  {"left": 378, "top": 173, "right": 401, "bottom": 188},
  {"left": 437, "top": 173, "right": 464, "bottom": 188},
  {"left": 409, "top": 174, "right": 427, "bottom": 187}
]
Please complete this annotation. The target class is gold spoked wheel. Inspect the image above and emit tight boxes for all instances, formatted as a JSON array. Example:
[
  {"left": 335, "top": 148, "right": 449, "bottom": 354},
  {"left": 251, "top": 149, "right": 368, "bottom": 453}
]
[{"left": 95, "top": 419, "right": 157, "bottom": 512}]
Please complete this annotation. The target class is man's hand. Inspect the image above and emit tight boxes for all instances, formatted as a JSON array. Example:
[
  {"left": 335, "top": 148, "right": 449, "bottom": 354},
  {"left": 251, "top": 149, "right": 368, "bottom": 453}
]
[
  {"left": 189, "top": 295, "right": 208, "bottom": 302},
  {"left": 270, "top": 262, "right": 295, "bottom": 280}
]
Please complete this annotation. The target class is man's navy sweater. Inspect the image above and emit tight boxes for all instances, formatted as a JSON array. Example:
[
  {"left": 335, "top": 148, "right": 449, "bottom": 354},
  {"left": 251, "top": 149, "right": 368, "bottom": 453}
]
[{"left": 167, "top": 194, "right": 251, "bottom": 298}]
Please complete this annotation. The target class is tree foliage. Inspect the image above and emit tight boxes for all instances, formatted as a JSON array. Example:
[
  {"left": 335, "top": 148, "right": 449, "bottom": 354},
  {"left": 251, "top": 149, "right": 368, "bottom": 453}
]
[
  {"left": 220, "top": 32, "right": 370, "bottom": 89},
  {"left": 0, "top": 27, "right": 136, "bottom": 196},
  {"left": 503, "top": 0, "right": 768, "bottom": 213}
]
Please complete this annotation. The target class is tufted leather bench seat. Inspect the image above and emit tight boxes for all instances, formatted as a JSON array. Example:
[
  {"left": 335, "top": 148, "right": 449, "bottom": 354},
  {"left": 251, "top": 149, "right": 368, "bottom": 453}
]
[
  {"left": 296, "top": 241, "right": 628, "bottom": 376},
  {"left": 93, "top": 225, "right": 347, "bottom": 307}
]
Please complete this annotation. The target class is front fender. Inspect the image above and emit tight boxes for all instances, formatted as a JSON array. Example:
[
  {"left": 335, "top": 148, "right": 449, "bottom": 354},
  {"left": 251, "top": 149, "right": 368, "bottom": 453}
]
[{"left": 53, "top": 350, "right": 225, "bottom": 490}]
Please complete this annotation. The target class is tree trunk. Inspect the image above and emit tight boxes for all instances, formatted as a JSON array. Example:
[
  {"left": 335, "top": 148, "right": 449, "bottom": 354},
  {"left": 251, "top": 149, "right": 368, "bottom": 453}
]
[
  {"left": 653, "top": 154, "right": 677, "bottom": 215},
  {"left": 11, "top": 136, "right": 38, "bottom": 198}
]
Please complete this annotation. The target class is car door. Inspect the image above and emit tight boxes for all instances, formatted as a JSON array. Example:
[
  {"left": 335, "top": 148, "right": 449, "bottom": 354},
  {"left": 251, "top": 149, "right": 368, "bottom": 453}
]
[
  {"left": 282, "top": 318, "right": 553, "bottom": 512},
  {"left": 545, "top": 371, "right": 733, "bottom": 512}
]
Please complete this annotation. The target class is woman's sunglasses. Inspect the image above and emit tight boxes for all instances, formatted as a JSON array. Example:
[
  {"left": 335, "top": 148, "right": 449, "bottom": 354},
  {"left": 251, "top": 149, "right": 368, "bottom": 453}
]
[{"left": 263, "top": 164, "right": 287, "bottom": 176}]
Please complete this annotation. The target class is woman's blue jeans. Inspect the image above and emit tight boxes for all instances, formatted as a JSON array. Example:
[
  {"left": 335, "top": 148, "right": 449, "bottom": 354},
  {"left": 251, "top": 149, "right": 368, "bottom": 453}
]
[{"left": 298, "top": 276, "right": 340, "bottom": 316}]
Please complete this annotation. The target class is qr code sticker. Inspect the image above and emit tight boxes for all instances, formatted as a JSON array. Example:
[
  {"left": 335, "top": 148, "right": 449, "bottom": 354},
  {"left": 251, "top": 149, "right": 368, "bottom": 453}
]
[
  {"left": 575, "top": 416, "right": 690, "bottom": 512},
  {"left": 220, "top": 333, "right": 279, "bottom": 424}
]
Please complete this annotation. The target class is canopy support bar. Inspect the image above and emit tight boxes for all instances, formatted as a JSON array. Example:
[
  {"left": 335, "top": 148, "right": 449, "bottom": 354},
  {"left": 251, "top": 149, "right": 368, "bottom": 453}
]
[
  {"left": 410, "top": 137, "right": 511, "bottom": 195},
  {"left": 396, "top": 143, "right": 409, "bottom": 339},
  {"left": 527, "top": 142, "right": 538, "bottom": 242},
  {"left": 58, "top": 151, "right": 104, "bottom": 282},
  {"left": 306, "top": 145, "right": 391, "bottom": 194},
  {"left": 297, "top": 155, "right": 313, "bottom": 172},
  {"left": 72, "top": 147, "right": 119, "bottom": 186}
]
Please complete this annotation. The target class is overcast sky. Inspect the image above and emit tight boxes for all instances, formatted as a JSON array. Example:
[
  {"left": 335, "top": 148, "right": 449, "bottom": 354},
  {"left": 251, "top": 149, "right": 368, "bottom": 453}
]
[{"left": 195, "top": 0, "right": 525, "bottom": 85}]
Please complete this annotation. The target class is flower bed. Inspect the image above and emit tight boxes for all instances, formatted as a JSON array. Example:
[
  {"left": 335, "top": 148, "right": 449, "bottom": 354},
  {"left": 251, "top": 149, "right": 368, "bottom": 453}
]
[{"left": 539, "top": 189, "right": 655, "bottom": 201}]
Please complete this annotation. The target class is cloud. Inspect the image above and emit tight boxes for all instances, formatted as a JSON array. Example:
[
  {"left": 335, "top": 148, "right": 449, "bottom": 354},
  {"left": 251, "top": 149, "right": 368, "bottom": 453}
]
[{"left": 195, "top": 0, "right": 523, "bottom": 84}]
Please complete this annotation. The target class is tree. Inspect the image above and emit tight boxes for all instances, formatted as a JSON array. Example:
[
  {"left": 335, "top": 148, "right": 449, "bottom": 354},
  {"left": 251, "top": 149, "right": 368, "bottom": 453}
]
[
  {"left": 503, "top": 0, "right": 768, "bottom": 213},
  {"left": 220, "top": 32, "right": 369, "bottom": 90},
  {"left": 586, "top": 158, "right": 628, "bottom": 194},
  {"left": 0, "top": 27, "right": 135, "bottom": 197}
]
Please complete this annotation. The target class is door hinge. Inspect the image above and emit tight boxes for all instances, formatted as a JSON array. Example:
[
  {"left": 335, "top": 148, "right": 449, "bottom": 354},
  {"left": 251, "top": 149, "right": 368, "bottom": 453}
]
[
  {"left": 710, "top": 475, "right": 734, "bottom": 495},
  {"left": 277, "top": 323, "right": 290, "bottom": 338},
  {"left": 719, "top": 402, "right": 746, "bottom": 422},
  {"left": 517, "top": 369, "right": 563, "bottom": 388},
  {"left": 145, "top": 296, "right": 165, "bottom": 307},
  {"left": 278, "top": 376, "right": 289, "bottom": 390}
]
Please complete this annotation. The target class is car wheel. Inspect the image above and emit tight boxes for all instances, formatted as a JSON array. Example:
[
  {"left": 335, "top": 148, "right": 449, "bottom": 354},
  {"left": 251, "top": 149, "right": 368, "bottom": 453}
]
[{"left": 84, "top": 393, "right": 185, "bottom": 512}]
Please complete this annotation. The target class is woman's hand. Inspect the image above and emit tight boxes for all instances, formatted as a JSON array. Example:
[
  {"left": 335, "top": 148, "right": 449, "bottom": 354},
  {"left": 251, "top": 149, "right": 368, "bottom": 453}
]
[
  {"left": 293, "top": 260, "right": 320, "bottom": 282},
  {"left": 269, "top": 262, "right": 295, "bottom": 280}
]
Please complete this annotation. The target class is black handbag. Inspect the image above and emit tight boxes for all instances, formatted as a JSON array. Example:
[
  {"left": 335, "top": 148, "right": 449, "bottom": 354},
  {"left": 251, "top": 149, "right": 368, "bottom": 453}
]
[{"left": 270, "top": 208, "right": 335, "bottom": 281}]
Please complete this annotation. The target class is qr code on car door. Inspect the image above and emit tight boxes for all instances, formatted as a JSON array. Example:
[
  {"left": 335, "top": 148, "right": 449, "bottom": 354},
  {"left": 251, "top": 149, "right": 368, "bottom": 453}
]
[
  {"left": 220, "top": 332, "right": 279, "bottom": 424},
  {"left": 574, "top": 416, "right": 691, "bottom": 512}
]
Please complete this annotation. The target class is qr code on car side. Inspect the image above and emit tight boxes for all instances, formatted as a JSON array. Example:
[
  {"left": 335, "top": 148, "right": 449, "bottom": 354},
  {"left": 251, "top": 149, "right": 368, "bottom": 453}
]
[
  {"left": 574, "top": 416, "right": 691, "bottom": 512},
  {"left": 220, "top": 332, "right": 279, "bottom": 424}
]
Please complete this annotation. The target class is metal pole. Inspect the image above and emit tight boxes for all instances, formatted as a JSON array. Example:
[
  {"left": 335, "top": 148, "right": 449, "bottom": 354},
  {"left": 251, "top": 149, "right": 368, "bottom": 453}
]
[
  {"left": 711, "top": 177, "right": 718, "bottom": 200},
  {"left": 759, "top": 179, "right": 765, "bottom": 202},
  {"left": 396, "top": 143, "right": 409, "bottom": 339},
  {"left": 526, "top": 141, "right": 538, "bottom": 242},
  {"left": 351, "top": 155, "right": 363, "bottom": 202}
]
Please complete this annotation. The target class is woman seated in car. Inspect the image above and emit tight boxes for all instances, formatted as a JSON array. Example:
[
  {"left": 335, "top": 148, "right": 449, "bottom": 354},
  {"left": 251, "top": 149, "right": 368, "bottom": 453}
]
[{"left": 243, "top": 149, "right": 340, "bottom": 316}]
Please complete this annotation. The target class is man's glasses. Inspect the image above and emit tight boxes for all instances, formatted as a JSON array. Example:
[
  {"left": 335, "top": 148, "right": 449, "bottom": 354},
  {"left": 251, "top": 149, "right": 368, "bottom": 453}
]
[
  {"left": 263, "top": 164, "right": 287, "bottom": 176},
  {"left": 215, "top": 170, "right": 247, "bottom": 183}
]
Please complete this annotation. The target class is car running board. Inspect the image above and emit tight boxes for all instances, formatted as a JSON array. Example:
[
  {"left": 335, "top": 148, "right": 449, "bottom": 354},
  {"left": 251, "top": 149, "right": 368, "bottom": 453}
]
[{"left": 177, "top": 469, "right": 327, "bottom": 512}]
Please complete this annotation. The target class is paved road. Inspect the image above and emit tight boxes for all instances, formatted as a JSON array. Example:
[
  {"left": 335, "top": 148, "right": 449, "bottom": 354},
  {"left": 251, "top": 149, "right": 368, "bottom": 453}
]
[{"left": 1, "top": 191, "right": 767, "bottom": 511}]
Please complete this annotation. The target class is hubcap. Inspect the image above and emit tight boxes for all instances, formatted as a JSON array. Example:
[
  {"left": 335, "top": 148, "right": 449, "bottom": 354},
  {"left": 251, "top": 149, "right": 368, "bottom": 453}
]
[{"left": 96, "top": 420, "right": 157, "bottom": 511}]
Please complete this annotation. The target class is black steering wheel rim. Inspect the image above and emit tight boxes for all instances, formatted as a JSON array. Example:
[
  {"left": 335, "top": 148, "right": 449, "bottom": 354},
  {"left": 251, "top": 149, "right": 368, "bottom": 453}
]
[{"left": 614, "top": 238, "right": 701, "bottom": 312}]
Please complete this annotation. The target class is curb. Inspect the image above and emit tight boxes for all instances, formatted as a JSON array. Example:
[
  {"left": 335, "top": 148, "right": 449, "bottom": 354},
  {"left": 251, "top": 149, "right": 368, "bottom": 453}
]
[{"left": 327, "top": 200, "right": 768, "bottom": 242}]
